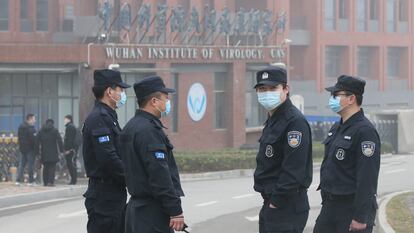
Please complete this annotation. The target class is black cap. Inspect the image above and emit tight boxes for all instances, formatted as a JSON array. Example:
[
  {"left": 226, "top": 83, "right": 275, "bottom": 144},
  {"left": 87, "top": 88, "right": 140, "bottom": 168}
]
[
  {"left": 93, "top": 69, "right": 131, "bottom": 88},
  {"left": 254, "top": 66, "right": 287, "bottom": 88},
  {"left": 133, "top": 75, "right": 176, "bottom": 100},
  {"left": 325, "top": 75, "right": 366, "bottom": 95}
]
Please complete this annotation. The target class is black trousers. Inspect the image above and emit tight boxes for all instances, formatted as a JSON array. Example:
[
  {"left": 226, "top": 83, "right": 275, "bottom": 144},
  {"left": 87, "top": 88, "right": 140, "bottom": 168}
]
[
  {"left": 313, "top": 198, "right": 376, "bottom": 233},
  {"left": 42, "top": 162, "right": 56, "bottom": 185},
  {"left": 84, "top": 181, "right": 127, "bottom": 233},
  {"left": 125, "top": 198, "right": 174, "bottom": 233},
  {"left": 65, "top": 151, "right": 77, "bottom": 184},
  {"left": 259, "top": 192, "right": 309, "bottom": 233}
]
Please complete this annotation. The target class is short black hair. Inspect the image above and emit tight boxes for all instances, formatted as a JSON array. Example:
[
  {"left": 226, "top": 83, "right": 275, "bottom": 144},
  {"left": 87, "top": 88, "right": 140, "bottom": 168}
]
[
  {"left": 26, "top": 113, "right": 35, "bottom": 121},
  {"left": 92, "top": 84, "right": 117, "bottom": 100},
  {"left": 46, "top": 119, "right": 54, "bottom": 125},
  {"left": 355, "top": 94, "right": 363, "bottom": 106},
  {"left": 64, "top": 115, "right": 73, "bottom": 122},
  {"left": 138, "top": 92, "right": 162, "bottom": 108}
]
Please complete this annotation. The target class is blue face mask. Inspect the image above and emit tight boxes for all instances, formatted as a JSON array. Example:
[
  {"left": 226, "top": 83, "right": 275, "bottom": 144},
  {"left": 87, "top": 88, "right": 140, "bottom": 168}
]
[
  {"left": 257, "top": 91, "right": 282, "bottom": 111},
  {"left": 110, "top": 90, "right": 127, "bottom": 109},
  {"left": 329, "top": 96, "right": 342, "bottom": 113},
  {"left": 156, "top": 99, "right": 171, "bottom": 117},
  {"left": 117, "top": 91, "right": 127, "bottom": 108}
]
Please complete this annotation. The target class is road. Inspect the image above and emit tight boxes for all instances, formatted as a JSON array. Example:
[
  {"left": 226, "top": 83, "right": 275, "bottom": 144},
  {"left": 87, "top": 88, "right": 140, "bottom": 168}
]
[{"left": 0, "top": 153, "right": 412, "bottom": 233}]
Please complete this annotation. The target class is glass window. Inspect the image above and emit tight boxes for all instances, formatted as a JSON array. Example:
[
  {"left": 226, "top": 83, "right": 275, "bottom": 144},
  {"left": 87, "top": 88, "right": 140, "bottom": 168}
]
[
  {"left": 387, "top": 0, "right": 396, "bottom": 32},
  {"left": 0, "top": 0, "right": 9, "bottom": 31},
  {"left": 27, "top": 74, "right": 42, "bottom": 96},
  {"left": 399, "top": 0, "right": 408, "bottom": 21},
  {"left": 12, "top": 74, "right": 27, "bottom": 96},
  {"left": 356, "top": 0, "right": 367, "bottom": 32},
  {"left": 36, "top": 0, "right": 49, "bottom": 31},
  {"left": 0, "top": 74, "right": 12, "bottom": 96},
  {"left": 214, "top": 72, "right": 227, "bottom": 129},
  {"left": 0, "top": 106, "right": 11, "bottom": 133},
  {"left": 171, "top": 74, "right": 179, "bottom": 133},
  {"left": 325, "top": 46, "right": 344, "bottom": 78},
  {"left": 58, "top": 98, "right": 72, "bottom": 132},
  {"left": 357, "top": 47, "right": 373, "bottom": 78},
  {"left": 324, "top": 0, "right": 336, "bottom": 31},
  {"left": 20, "top": 0, "right": 32, "bottom": 32},
  {"left": 387, "top": 48, "right": 401, "bottom": 78},
  {"left": 245, "top": 71, "right": 267, "bottom": 127},
  {"left": 43, "top": 74, "right": 58, "bottom": 96},
  {"left": 370, "top": 0, "right": 378, "bottom": 20},
  {"left": 339, "top": 0, "right": 347, "bottom": 19},
  {"left": 58, "top": 74, "right": 72, "bottom": 97}
]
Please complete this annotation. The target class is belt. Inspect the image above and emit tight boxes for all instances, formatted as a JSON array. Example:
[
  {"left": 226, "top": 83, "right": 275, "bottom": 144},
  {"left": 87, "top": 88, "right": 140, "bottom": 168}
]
[
  {"left": 261, "top": 187, "right": 307, "bottom": 200},
  {"left": 322, "top": 191, "right": 355, "bottom": 201},
  {"left": 89, "top": 177, "right": 120, "bottom": 185}
]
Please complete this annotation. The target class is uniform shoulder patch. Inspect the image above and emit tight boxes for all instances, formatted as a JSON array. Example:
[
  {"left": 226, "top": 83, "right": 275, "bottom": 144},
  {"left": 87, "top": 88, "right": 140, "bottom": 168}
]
[
  {"left": 361, "top": 141, "right": 376, "bottom": 157},
  {"left": 155, "top": 152, "right": 166, "bottom": 159},
  {"left": 98, "top": 136, "right": 110, "bottom": 143},
  {"left": 287, "top": 131, "right": 302, "bottom": 148}
]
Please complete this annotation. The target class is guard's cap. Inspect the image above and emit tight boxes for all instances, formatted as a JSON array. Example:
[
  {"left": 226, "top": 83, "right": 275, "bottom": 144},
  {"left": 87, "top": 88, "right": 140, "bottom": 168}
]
[
  {"left": 133, "top": 75, "right": 176, "bottom": 100},
  {"left": 325, "top": 75, "right": 366, "bottom": 95},
  {"left": 254, "top": 66, "right": 287, "bottom": 88},
  {"left": 93, "top": 69, "right": 131, "bottom": 88}
]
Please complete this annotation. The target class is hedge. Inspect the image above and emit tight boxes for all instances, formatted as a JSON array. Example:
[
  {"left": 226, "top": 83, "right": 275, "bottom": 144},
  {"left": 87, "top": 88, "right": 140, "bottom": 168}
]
[{"left": 175, "top": 141, "right": 390, "bottom": 173}]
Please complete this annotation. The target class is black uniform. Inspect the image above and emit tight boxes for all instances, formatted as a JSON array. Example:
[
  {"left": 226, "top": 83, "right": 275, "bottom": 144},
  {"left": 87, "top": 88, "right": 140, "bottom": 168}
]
[
  {"left": 121, "top": 76, "right": 184, "bottom": 233},
  {"left": 82, "top": 69, "right": 130, "bottom": 233},
  {"left": 314, "top": 76, "right": 381, "bottom": 233},
  {"left": 253, "top": 66, "right": 313, "bottom": 233}
]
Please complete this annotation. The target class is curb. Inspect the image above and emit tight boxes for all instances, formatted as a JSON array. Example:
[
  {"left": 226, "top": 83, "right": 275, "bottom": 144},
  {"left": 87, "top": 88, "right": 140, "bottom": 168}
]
[
  {"left": 0, "top": 185, "right": 87, "bottom": 210},
  {"left": 377, "top": 190, "right": 414, "bottom": 233},
  {"left": 180, "top": 169, "right": 254, "bottom": 182}
]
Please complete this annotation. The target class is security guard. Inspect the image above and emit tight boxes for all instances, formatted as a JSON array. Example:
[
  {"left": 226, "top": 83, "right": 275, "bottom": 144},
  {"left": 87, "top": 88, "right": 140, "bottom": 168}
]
[
  {"left": 82, "top": 69, "right": 130, "bottom": 233},
  {"left": 314, "top": 75, "right": 381, "bottom": 233},
  {"left": 253, "top": 66, "right": 313, "bottom": 233},
  {"left": 120, "top": 75, "right": 186, "bottom": 233}
]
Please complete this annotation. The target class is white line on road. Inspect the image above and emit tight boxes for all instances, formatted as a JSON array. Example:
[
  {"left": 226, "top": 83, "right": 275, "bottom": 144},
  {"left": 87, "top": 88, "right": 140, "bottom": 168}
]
[
  {"left": 195, "top": 201, "right": 218, "bottom": 207},
  {"left": 0, "top": 197, "right": 80, "bottom": 212},
  {"left": 232, "top": 194, "right": 256, "bottom": 199},
  {"left": 245, "top": 215, "right": 259, "bottom": 222},
  {"left": 384, "top": 168, "right": 407, "bottom": 174},
  {"left": 58, "top": 210, "right": 86, "bottom": 218}
]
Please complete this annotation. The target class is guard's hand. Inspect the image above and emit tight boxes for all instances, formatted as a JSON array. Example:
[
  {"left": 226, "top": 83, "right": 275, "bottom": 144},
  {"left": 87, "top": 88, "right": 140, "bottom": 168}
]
[
  {"left": 170, "top": 214, "right": 185, "bottom": 231},
  {"left": 349, "top": 219, "right": 367, "bottom": 231},
  {"left": 269, "top": 203, "right": 277, "bottom": 209}
]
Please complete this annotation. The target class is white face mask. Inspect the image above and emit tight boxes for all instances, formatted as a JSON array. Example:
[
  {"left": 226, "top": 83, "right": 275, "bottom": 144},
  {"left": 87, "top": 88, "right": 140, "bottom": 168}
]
[{"left": 257, "top": 91, "right": 282, "bottom": 111}]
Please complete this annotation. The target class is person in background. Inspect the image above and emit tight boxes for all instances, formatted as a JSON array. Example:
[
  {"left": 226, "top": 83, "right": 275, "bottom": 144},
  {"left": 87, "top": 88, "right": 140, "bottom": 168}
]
[
  {"left": 63, "top": 114, "right": 78, "bottom": 185},
  {"left": 37, "top": 119, "right": 63, "bottom": 187},
  {"left": 16, "top": 113, "right": 37, "bottom": 186}
]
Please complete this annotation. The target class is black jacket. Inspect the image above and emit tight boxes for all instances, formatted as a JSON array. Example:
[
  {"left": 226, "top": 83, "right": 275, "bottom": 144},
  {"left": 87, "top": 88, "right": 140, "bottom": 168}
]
[
  {"left": 64, "top": 122, "right": 77, "bottom": 151},
  {"left": 318, "top": 109, "right": 381, "bottom": 224},
  {"left": 120, "top": 110, "right": 184, "bottom": 217},
  {"left": 18, "top": 122, "right": 37, "bottom": 154},
  {"left": 82, "top": 101, "right": 125, "bottom": 185},
  {"left": 37, "top": 123, "right": 63, "bottom": 163},
  {"left": 254, "top": 99, "right": 313, "bottom": 207}
]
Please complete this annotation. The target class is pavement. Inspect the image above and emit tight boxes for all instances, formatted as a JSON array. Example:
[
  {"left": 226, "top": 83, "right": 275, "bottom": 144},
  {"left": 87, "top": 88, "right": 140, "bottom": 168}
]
[{"left": 0, "top": 153, "right": 413, "bottom": 233}]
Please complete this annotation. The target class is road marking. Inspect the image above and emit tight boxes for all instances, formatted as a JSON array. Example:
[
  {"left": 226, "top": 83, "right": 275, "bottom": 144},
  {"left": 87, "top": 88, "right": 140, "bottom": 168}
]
[
  {"left": 384, "top": 168, "right": 407, "bottom": 174},
  {"left": 195, "top": 201, "right": 218, "bottom": 207},
  {"left": 245, "top": 215, "right": 259, "bottom": 222},
  {"left": 58, "top": 210, "right": 86, "bottom": 218},
  {"left": 232, "top": 194, "right": 256, "bottom": 199},
  {"left": 0, "top": 197, "right": 80, "bottom": 212}
]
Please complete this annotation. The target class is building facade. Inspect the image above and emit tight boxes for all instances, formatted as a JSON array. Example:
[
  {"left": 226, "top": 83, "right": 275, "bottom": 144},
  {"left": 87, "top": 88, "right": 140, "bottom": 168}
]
[{"left": 0, "top": 0, "right": 413, "bottom": 150}]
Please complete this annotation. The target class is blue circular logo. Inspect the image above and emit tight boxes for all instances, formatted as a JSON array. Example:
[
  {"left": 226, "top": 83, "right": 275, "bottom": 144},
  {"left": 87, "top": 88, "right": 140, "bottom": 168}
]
[{"left": 187, "top": 83, "right": 207, "bottom": 122}]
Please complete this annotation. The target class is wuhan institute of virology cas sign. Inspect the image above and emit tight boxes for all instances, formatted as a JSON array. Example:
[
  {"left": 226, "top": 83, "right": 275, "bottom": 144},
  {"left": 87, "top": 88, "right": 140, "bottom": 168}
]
[{"left": 187, "top": 83, "right": 207, "bottom": 122}]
